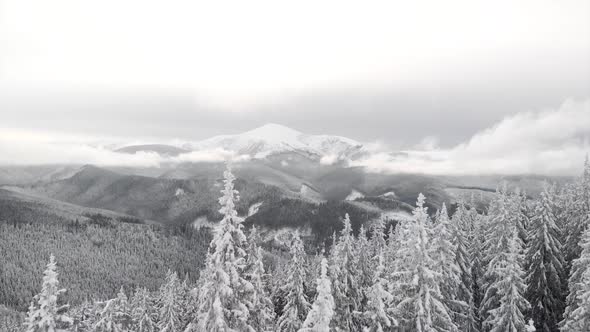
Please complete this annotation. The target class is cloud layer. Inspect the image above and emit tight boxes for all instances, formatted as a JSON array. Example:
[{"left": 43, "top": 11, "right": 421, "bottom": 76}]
[
  {"left": 352, "top": 99, "right": 590, "bottom": 175},
  {"left": 0, "top": 99, "right": 588, "bottom": 175}
]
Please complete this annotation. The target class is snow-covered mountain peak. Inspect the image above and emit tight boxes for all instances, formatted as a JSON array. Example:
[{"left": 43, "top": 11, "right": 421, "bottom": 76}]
[
  {"left": 243, "top": 123, "right": 303, "bottom": 141},
  {"left": 184, "top": 123, "right": 364, "bottom": 161}
]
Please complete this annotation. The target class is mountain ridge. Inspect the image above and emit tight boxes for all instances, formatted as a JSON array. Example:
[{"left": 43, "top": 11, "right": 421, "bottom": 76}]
[{"left": 117, "top": 123, "right": 364, "bottom": 162}]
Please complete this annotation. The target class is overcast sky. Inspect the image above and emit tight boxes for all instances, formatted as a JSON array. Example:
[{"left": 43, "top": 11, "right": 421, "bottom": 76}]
[{"left": 1, "top": 0, "right": 589, "bottom": 174}]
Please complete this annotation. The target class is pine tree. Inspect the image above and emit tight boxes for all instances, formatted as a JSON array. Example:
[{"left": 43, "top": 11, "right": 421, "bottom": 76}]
[
  {"left": 356, "top": 225, "right": 374, "bottom": 296},
  {"left": 562, "top": 225, "right": 590, "bottom": 330},
  {"left": 390, "top": 193, "right": 457, "bottom": 332},
  {"left": 468, "top": 198, "right": 485, "bottom": 329},
  {"left": 514, "top": 188, "right": 531, "bottom": 245},
  {"left": 432, "top": 203, "right": 467, "bottom": 328},
  {"left": 130, "top": 287, "right": 156, "bottom": 332},
  {"left": 158, "top": 271, "right": 182, "bottom": 332},
  {"left": 568, "top": 267, "right": 590, "bottom": 331},
  {"left": 563, "top": 157, "right": 590, "bottom": 266},
  {"left": 277, "top": 231, "right": 311, "bottom": 332},
  {"left": 24, "top": 254, "right": 73, "bottom": 332},
  {"left": 370, "top": 218, "right": 387, "bottom": 261},
  {"left": 300, "top": 258, "right": 334, "bottom": 332},
  {"left": 245, "top": 226, "right": 275, "bottom": 331},
  {"left": 362, "top": 255, "right": 397, "bottom": 332},
  {"left": 330, "top": 213, "right": 362, "bottom": 331},
  {"left": 189, "top": 166, "right": 255, "bottom": 332},
  {"left": 451, "top": 203, "right": 479, "bottom": 331},
  {"left": 487, "top": 231, "right": 530, "bottom": 332},
  {"left": 480, "top": 186, "right": 520, "bottom": 329},
  {"left": 524, "top": 186, "right": 565, "bottom": 332},
  {"left": 93, "top": 290, "right": 130, "bottom": 332},
  {"left": 561, "top": 158, "right": 590, "bottom": 331}
]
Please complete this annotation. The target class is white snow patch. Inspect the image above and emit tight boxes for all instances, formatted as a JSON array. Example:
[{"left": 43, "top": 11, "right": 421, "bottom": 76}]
[
  {"left": 191, "top": 216, "right": 216, "bottom": 229},
  {"left": 380, "top": 191, "right": 396, "bottom": 199},
  {"left": 380, "top": 210, "right": 414, "bottom": 223},
  {"left": 248, "top": 202, "right": 263, "bottom": 217},
  {"left": 320, "top": 154, "right": 339, "bottom": 165},
  {"left": 345, "top": 189, "right": 365, "bottom": 201},
  {"left": 300, "top": 184, "right": 323, "bottom": 202}
]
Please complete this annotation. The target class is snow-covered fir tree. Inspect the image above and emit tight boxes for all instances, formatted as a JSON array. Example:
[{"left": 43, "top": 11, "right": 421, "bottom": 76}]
[
  {"left": 524, "top": 186, "right": 565, "bottom": 332},
  {"left": 450, "top": 202, "right": 479, "bottom": 331},
  {"left": 468, "top": 197, "right": 486, "bottom": 330},
  {"left": 432, "top": 203, "right": 466, "bottom": 328},
  {"left": 157, "top": 271, "right": 182, "bottom": 332},
  {"left": 93, "top": 288, "right": 131, "bottom": 332},
  {"left": 356, "top": 225, "right": 374, "bottom": 295},
  {"left": 189, "top": 166, "right": 255, "bottom": 332},
  {"left": 245, "top": 226, "right": 275, "bottom": 331},
  {"left": 562, "top": 225, "right": 590, "bottom": 331},
  {"left": 299, "top": 258, "right": 334, "bottom": 332},
  {"left": 24, "top": 254, "right": 73, "bottom": 332},
  {"left": 514, "top": 188, "right": 531, "bottom": 245},
  {"left": 276, "top": 231, "right": 311, "bottom": 332},
  {"left": 330, "top": 213, "right": 362, "bottom": 331},
  {"left": 390, "top": 193, "right": 457, "bottom": 332},
  {"left": 130, "top": 287, "right": 156, "bottom": 332},
  {"left": 487, "top": 231, "right": 530, "bottom": 332},
  {"left": 561, "top": 158, "right": 590, "bottom": 331},
  {"left": 563, "top": 156, "right": 590, "bottom": 267},
  {"left": 480, "top": 186, "right": 521, "bottom": 329},
  {"left": 369, "top": 218, "right": 387, "bottom": 262},
  {"left": 361, "top": 255, "right": 397, "bottom": 332},
  {"left": 567, "top": 267, "right": 590, "bottom": 331}
]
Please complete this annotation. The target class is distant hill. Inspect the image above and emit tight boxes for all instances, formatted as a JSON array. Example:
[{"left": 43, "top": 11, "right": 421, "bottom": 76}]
[
  {"left": 115, "top": 144, "right": 190, "bottom": 156},
  {"left": 0, "top": 165, "right": 81, "bottom": 186},
  {"left": 19, "top": 165, "right": 289, "bottom": 225},
  {"left": 0, "top": 187, "right": 149, "bottom": 225}
]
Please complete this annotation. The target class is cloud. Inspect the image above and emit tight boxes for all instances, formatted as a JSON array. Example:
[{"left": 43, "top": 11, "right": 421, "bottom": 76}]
[
  {"left": 170, "top": 149, "right": 250, "bottom": 164},
  {"left": 1, "top": 99, "right": 588, "bottom": 175},
  {"left": 352, "top": 99, "right": 590, "bottom": 175},
  {"left": 320, "top": 154, "right": 339, "bottom": 165},
  {"left": 0, "top": 129, "right": 246, "bottom": 166},
  {"left": 1, "top": 0, "right": 588, "bottom": 107}
]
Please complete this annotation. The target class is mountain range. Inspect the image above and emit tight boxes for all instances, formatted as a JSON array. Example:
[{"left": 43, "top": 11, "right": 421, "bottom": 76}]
[
  {"left": 0, "top": 123, "right": 570, "bottom": 240},
  {"left": 119, "top": 123, "right": 365, "bottom": 163}
]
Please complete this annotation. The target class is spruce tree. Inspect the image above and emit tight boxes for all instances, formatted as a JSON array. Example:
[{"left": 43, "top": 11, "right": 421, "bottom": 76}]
[
  {"left": 487, "top": 231, "right": 530, "bottom": 332},
  {"left": 468, "top": 198, "right": 485, "bottom": 329},
  {"left": 362, "top": 255, "right": 397, "bottom": 332},
  {"left": 130, "top": 287, "right": 156, "bottom": 332},
  {"left": 480, "top": 186, "right": 519, "bottom": 329},
  {"left": 93, "top": 292, "right": 129, "bottom": 332},
  {"left": 300, "top": 258, "right": 334, "bottom": 332},
  {"left": 330, "top": 213, "right": 362, "bottom": 331},
  {"left": 24, "top": 254, "right": 73, "bottom": 332},
  {"left": 356, "top": 225, "right": 374, "bottom": 298},
  {"left": 562, "top": 225, "right": 590, "bottom": 330},
  {"left": 158, "top": 271, "right": 182, "bottom": 332},
  {"left": 277, "top": 231, "right": 311, "bottom": 332},
  {"left": 451, "top": 203, "right": 479, "bottom": 331},
  {"left": 245, "top": 226, "right": 275, "bottom": 331},
  {"left": 432, "top": 203, "right": 466, "bottom": 327},
  {"left": 525, "top": 186, "right": 565, "bottom": 332},
  {"left": 561, "top": 158, "right": 590, "bottom": 330},
  {"left": 190, "top": 166, "right": 255, "bottom": 332},
  {"left": 390, "top": 193, "right": 457, "bottom": 332},
  {"left": 568, "top": 268, "right": 590, "bottom": 331}
]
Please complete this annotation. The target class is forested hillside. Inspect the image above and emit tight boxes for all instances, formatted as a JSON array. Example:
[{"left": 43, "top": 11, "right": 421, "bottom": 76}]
[{"left": 3, "top": 159, "right": 590, "bottom": 332}]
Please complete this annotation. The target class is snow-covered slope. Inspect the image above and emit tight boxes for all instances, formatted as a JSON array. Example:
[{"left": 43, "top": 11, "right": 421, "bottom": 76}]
[{"left": 189, "top": 123, "right": 363, "bottom": 160}]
